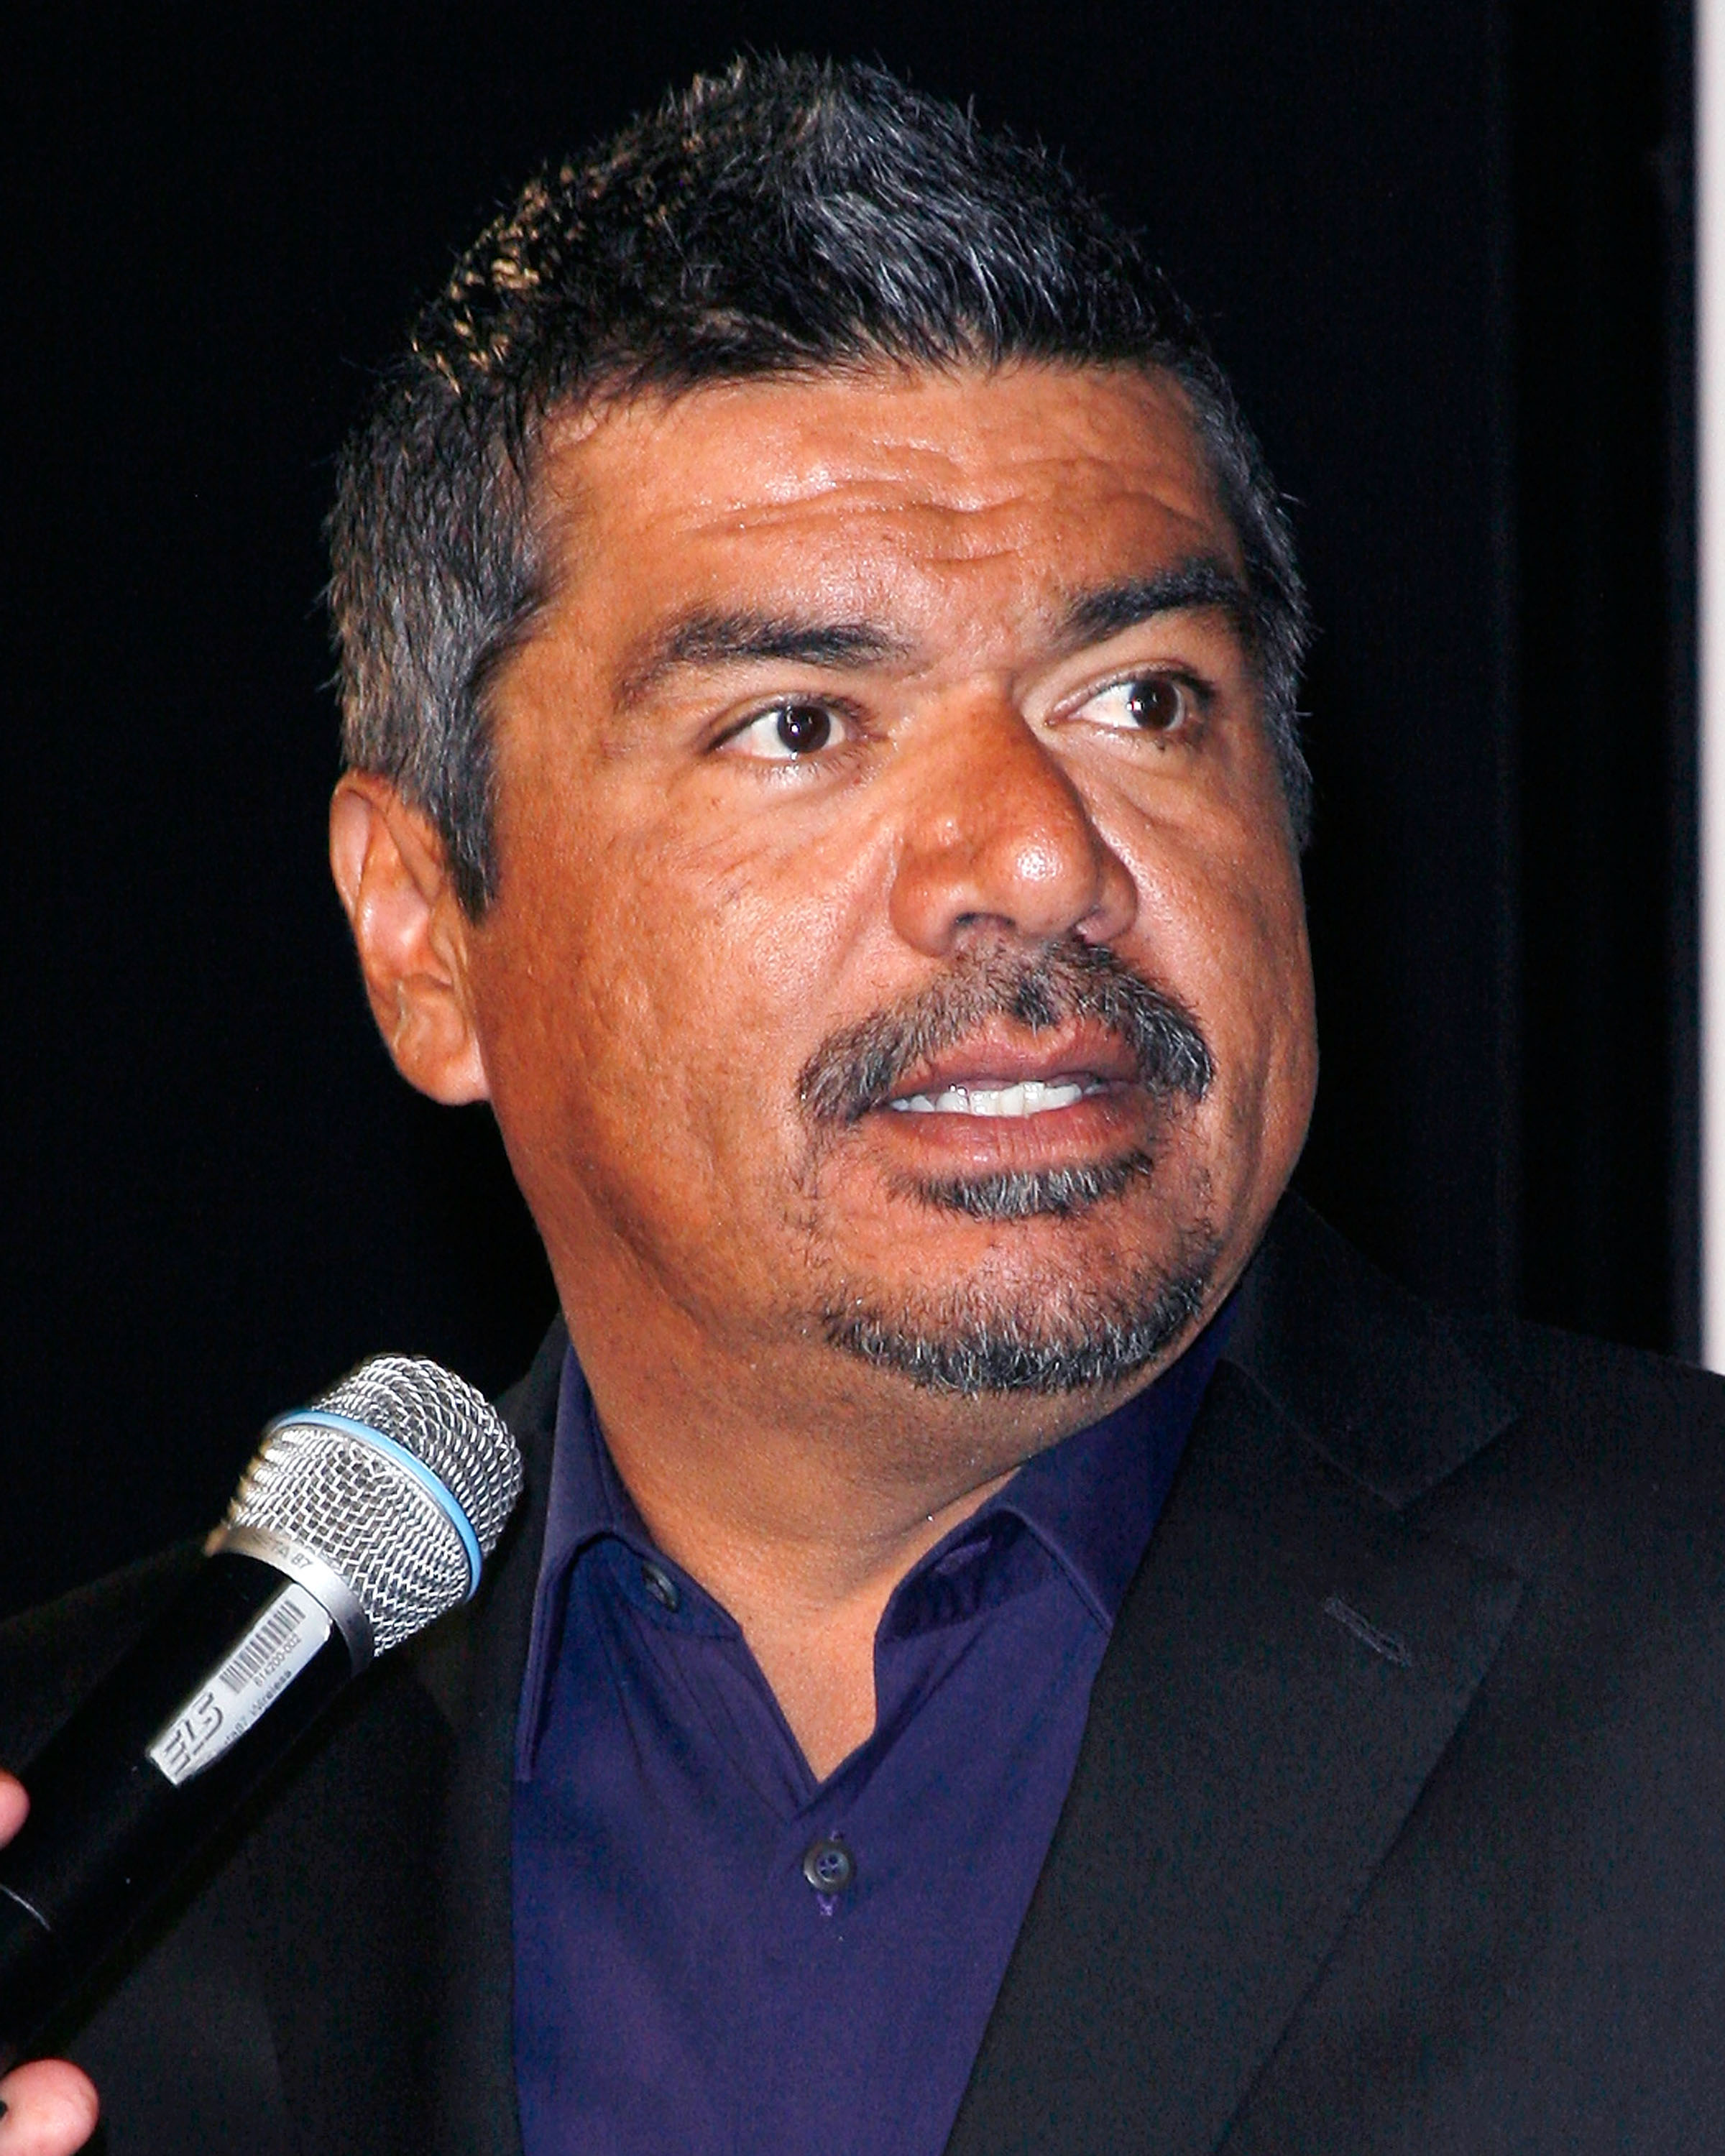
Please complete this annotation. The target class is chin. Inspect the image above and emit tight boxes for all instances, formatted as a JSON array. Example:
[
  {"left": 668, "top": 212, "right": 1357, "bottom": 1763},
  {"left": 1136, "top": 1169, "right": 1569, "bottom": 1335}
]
[{"left": 816, "top": 1213, "right": 1223, "bottom": 1399}]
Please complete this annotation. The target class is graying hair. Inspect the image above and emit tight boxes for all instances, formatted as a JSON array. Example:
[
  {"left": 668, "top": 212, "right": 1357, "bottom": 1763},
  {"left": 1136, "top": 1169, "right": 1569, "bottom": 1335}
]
[{"left": 328, "top": 55, "right": 1311, "bottom": 915}]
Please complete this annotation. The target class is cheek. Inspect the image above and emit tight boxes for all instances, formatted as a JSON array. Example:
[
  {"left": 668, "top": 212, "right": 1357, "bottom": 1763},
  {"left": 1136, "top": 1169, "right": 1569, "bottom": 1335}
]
[
  {"left": 1208, "top": 871, "right": 1317, "bottom": 1188},
  {"left": 1124, "top": 826, "right": 1315, "bottom": 1123},
  {"left": 604, "top": 776, "right": 907, "bottom": 1039},
  {"left": 479, "top": 802, "right": 876, "bottom": 1179}
]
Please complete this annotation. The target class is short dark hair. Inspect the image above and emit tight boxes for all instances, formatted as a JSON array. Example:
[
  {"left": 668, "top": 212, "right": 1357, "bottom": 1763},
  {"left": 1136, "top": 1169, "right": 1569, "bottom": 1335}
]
[{"left": 328, "top": 55, "right": 1311, "bottom": 914}]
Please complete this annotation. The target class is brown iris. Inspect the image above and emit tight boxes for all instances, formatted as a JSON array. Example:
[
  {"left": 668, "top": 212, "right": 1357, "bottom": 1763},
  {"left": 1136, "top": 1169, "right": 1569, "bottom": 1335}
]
[
  {"left": 775, "top": 704, "right": 833, "bottom": 754},
  {"left": 1126, "top": 678, "right": 1182, "bottom": 732}
]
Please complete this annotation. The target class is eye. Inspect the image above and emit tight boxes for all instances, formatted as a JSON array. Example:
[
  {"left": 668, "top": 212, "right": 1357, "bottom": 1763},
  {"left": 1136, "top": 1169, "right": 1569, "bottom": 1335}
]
[
  {"left": 726, "top": 701, "right": 850, "bottom": 760},
  {"left": 1080, "top": 673, "right": 1202, "bottom": 735}
]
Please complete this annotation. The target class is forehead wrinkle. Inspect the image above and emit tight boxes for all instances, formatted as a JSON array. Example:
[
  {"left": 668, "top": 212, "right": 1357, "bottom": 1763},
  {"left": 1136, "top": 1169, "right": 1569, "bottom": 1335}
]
[{"left": 531, "top": 369, "right": 1249, "bottom": 717}]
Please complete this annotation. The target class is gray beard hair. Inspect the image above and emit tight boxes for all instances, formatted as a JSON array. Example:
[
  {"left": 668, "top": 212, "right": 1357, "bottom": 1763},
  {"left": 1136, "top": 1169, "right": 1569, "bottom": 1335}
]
[
  {"left": 893, "top": 1148, "right": 1157, "bottom": 1221},
  {"left": 822, "top": 1223, "right": 1219, "bottom": 1397}
]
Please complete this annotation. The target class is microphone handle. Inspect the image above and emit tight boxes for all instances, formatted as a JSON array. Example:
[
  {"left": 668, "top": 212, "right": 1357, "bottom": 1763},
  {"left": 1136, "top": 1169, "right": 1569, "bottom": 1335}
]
[{"left": 0, "top": 1549, "right": 355, "bottom": 2072}]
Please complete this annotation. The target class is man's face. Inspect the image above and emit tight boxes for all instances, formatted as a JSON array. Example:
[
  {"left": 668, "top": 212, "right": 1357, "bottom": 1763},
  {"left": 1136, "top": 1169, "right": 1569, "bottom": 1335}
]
[{"left": 461, "top": 363, "right": 1316, "bottom": 1429}]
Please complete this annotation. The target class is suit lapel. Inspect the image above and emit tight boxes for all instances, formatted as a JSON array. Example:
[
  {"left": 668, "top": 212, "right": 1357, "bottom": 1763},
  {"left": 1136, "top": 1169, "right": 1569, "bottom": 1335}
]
[
  {"left": 428, "top": 1319, "right": 566, "bottom": 2156},
  {"left": 947, "top": 1204, "right": 1524, "bottom": 2156}
]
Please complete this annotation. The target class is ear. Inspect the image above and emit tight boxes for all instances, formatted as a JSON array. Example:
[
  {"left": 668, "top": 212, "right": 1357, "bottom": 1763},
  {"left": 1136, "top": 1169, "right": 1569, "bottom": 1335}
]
[{"left": 328, "top": 773, "right": 491, "bottom": 1105}]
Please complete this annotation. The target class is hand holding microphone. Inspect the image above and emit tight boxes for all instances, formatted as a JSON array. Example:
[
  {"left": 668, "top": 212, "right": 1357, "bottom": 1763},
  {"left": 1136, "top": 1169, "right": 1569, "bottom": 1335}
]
[
  {"left": 0, "top": 1355, "right": 523, "bottom": 2101},
  {"left": 0, "top": 1777, "right": 97, "bottom": 2155}
]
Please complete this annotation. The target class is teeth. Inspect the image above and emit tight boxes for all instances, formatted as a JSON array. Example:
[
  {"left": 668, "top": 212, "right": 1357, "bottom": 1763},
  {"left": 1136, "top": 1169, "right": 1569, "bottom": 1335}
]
[{"left": 886, "top": 1078, "right": 1091, "bottom": 1118}]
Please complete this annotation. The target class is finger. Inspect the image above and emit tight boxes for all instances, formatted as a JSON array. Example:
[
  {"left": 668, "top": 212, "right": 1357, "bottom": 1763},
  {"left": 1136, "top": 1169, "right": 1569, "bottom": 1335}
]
[
  {"left": 0, "top": 2060, "right": 101, "bottom": 2155},
  {"left": 0, "top": 1774, "right": 25, "bottom": 1846}
]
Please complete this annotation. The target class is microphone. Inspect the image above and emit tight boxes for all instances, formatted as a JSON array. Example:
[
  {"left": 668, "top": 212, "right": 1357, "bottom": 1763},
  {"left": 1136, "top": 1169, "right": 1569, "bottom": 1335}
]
[{"left": 0, "top": 1355, "right": 523, "bottom": 2072}]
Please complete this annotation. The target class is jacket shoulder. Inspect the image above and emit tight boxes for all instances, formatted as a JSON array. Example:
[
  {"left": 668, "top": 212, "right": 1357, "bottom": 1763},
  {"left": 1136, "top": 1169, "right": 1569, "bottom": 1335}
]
[
  {"left": 0, "top": 1542, "right": 203, "bottom": 1771},
  {"left": 1235, "top": 1194, "right": 1725, "bottom": 1534},
  {"left": 1455, "top": 1298, "right": 1725, "bottom": 1457}
]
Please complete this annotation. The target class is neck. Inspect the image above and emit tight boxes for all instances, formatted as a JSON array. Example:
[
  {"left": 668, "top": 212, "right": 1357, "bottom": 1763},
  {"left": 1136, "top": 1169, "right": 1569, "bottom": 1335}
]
[
  {"left": 630, "top": 1447, "right": 1018, "bottom": 1779},
  {"left": 561, "top": 1299, "right": 1138, "bottom": 1779}
]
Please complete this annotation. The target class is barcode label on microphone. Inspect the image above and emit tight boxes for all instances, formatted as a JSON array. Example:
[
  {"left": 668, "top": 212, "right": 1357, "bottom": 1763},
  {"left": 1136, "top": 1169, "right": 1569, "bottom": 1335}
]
[{"left": 147, "top": 1585, "right": 332, "bottom": 1786}]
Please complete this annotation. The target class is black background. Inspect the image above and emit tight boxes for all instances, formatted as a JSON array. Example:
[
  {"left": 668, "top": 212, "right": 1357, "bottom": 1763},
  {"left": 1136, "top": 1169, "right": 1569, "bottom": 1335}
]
[{"left": 1, "top": 0, "right": 1693, "bottom": 1619}]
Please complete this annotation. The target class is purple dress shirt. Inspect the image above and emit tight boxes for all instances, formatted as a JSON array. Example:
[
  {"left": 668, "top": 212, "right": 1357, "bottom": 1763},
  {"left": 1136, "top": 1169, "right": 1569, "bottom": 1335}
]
[{"left": 512, "top": 1319, "right": 1226, "bottom": 2155}]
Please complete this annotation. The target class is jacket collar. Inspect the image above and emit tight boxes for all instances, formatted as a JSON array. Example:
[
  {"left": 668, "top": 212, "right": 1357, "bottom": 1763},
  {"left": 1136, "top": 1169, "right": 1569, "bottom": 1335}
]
[{"left": 1224, "top": 1194, "right": 1517, "bottom": 1505}]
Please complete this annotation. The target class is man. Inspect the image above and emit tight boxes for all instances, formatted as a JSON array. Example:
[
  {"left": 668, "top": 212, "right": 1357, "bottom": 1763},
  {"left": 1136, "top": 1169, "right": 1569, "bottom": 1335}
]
[{"left": 4, "top": 54, "right": 1723, "bottom": 2156}]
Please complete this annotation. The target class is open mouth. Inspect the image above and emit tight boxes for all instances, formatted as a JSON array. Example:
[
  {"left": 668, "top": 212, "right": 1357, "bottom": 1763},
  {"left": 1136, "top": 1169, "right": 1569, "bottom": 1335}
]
[
  {"left": 870, "top": 1054, "right": 1161, "bottom": 1224},
  {"left": 795, "top": 939, "right": 1215, "bottom": 1134},
  {"left": 884, "top": 1074, "right": 1115, "bottom": 1118},
  {"left": 875, "top": 1021, "right": 1141, "bottom": 1129}
]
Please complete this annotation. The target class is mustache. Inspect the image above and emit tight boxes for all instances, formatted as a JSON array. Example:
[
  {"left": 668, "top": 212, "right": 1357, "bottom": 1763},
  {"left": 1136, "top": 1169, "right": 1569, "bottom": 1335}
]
[{"left": 796, "top": 940, "right": 1215, "bottom": 1128}]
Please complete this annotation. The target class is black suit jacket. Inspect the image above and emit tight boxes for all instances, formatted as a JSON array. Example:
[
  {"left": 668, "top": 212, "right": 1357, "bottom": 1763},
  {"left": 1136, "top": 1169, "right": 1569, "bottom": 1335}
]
[{"left": 6, "top": 1199, "right": 1725, "bottom": 2152}]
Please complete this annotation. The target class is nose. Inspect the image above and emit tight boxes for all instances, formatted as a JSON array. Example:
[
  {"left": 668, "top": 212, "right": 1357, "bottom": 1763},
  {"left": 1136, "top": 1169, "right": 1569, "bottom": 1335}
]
[{"left": 888, "top": 698, "right": 1138, "bottom": 958}]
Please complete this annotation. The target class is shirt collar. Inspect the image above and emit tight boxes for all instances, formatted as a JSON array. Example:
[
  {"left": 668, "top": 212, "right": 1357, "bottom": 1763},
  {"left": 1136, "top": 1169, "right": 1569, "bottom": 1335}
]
[
  {"left": 514, "top": 1363, "right": 652, "bottom": 1776},
  {"left": 972, "top": 1305, "right": 1230, "bottom": 1628}
]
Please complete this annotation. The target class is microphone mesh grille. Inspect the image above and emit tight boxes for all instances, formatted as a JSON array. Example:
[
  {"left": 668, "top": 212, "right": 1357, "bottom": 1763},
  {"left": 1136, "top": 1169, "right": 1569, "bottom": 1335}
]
[{"left": 223, "top": 1355, "right": 524, "bottom": 1653}]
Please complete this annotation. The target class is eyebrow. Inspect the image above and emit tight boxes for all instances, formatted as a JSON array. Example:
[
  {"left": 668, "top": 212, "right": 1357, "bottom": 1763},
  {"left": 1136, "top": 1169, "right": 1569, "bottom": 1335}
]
[
  {"left": 614, "top": 607, "right": 911, "bottom": 710},
  {"left": 1055, "top": 558, "right": 1257, "bottom": 651},
  {"left": 612, "top": 558, "right": 1254, "bottom": 711}
]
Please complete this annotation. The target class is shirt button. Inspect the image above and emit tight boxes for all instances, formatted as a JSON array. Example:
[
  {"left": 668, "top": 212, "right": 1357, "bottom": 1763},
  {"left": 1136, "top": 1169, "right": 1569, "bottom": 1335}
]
[
  {"left": 640, "top": 1560, "right": 680, "bottom": 1611},
  {"left": 801, "top": 1837, "right": 856, "bottom": 1894}
]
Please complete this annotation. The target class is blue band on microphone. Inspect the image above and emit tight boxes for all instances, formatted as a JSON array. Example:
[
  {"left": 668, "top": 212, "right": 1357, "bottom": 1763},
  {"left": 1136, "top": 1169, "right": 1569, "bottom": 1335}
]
[{"left": 270, "top": 1409, "right": 484, "bottom": 1597}]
